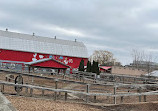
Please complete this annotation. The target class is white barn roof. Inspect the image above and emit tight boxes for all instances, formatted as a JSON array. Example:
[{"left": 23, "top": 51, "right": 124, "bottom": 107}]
[{"left": 0, "top": 30, "right": 88, "bottom": 58}]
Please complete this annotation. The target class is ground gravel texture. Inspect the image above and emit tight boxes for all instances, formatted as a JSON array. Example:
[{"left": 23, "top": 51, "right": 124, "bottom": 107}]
[
  {"left": 6, "top": 96, "right": 104, "bottom": 111},
  {"left": 6, "top": 96, "right": 158, "bottom": 111}
]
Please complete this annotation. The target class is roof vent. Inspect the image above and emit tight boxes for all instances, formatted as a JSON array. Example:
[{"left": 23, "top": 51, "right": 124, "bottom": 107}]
[
  {"left": 54, "top": 36, "right": 56, "bottom": 39},
  {"left": 33, "top": 33, "right": 35, "bottom": 36},
  {"left": 75, "top": 39, "right": 77, "bottom": 42},
  {"left": 6, "top": 28, "right": 8, "bottom": 31}
]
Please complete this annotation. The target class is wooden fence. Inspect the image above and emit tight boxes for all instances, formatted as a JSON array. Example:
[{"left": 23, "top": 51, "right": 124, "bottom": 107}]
[
  {"left": 1, "top": 80, "right": 158, "bottom": 104},
  {"left": 0, "top": 69, "right": 158, "bottom": 105}
]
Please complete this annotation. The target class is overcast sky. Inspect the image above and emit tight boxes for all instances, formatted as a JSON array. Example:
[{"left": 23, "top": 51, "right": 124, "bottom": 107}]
[{"left": 1, "top": 0, "right": 158, "bottom": 65}]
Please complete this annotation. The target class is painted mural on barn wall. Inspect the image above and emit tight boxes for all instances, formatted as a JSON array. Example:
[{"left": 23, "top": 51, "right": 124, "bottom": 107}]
[
  {"left": 0, "top": 49, "right": 88, "bottom": 68},
  {"left": 32, "top": 53, "right": 73, "bottom": 65}
]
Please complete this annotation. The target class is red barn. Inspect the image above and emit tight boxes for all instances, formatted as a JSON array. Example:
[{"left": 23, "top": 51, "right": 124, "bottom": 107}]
[{"left": 0, "top": 30, "right": 88, "bottom": 73}]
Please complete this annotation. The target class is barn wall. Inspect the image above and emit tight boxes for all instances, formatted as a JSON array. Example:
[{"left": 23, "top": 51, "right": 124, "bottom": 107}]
[
  {"left": 0, "top": 49, "right": 88, "bottom": 69},
  {"left": 111, "top": 66, "right": 147, "bottom": 76}
]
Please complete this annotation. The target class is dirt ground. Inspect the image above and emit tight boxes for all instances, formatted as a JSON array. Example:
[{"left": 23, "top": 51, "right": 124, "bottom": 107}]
[
  {"left": 102, "top": 102, "right": 158, "bottom": 111},
  {"left": 6, "top": 95, "right": 158, "bottom": 111},
  {"left": 6, "top": 96, "right": 104, "bottom": 111}
]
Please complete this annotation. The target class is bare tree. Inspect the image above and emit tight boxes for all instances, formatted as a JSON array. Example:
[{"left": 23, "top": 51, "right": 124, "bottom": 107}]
[
  {"left": 89, "top": 50, "right": 118, "bottom": 65},
  {"left": 131, "top": 49, "right": 145, "bottom": 68},
  {"left": 131, "top": 49, "right": 157, "bottom": 75}
]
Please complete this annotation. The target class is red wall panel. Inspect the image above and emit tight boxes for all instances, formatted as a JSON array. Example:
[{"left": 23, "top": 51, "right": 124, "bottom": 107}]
[
  {"left": 32, "top": 60, "right": 69, "bottom": 68},
  {"left": 0, "top": 49, "right": 88, "bottom": 69}
]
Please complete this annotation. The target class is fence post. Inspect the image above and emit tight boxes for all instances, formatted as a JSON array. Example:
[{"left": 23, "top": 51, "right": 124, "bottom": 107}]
[
  {"left": 32, "top": 77, "right": 34, "bottom": 83},
  {"left": 86, "top": 84, "right": 90, "bottom": 103},
  {"left": 1, "top": 85, "right": 4, "bottom": 93},
  {"left": 114, "top": 86, "right": 117, "bottom": 104},
  {"left": 113, "top": 75, "right": 116, "bottom": 82},
  {"left": 25, "top": 87, "right": 28, "bottom": 94},
  {"left": 122, "top": 77, "right": 125, "bottom": 83},
  {"left": 82, "top": 73, "right": 85, "bottom": 82},
  {"left": 65, "top": 92, "right": 68, "bottom": 101},
  {"left": 94, "top": 95, "right": 96, "bottom": 103},
  {"left": 54, "top": 79, "right": 58, "bottom": 100},
  {"left": 134, "top": 78, "right": 136, "bottom": 83},
  {"left": 144, "top": 95, "right": 146, "bottom": 102},
  {"left": 94, "top": 74, "right": 97, "bottom": 83},
  {"left": 42, "top": 89, "right": 45, "bottom": 96},
  {"left": 80, "top": 73, "right": 82, "bottom": 81},
  {"left": 83, "top": 76, "right": 85, "bottom": 83},
  {"left": 137, "top": 87, "right": 141, "bottom": 102},
  {"left": 120, "top": 96, "right": 124, "bottom": 103},
  {"left": 63, "top": 69, "right": 66, "bottom": 79},
  {"left": 30, "top": 88, "right": 33, "bottom": 97},
  {"left": 76, "top": 73, "right": 78, "bottom": 80}
]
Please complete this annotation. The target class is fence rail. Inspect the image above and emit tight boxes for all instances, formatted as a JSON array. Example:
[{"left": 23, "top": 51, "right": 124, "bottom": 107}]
[
  {"left": 1, "top": 80, "right": 158, "bottom": 104},
  {"left": 1, "top": 69, "right": 158, "bottom": 104}
]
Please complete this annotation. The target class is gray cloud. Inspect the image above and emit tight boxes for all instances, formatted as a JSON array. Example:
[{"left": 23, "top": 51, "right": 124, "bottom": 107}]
[{"left": 1, "top": 0, "right": 158, "bottom": 65}]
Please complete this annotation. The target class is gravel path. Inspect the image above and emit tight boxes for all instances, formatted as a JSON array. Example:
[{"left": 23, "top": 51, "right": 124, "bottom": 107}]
[{"left": 6, "top": 96, "right": 104, "bottom": 111}]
